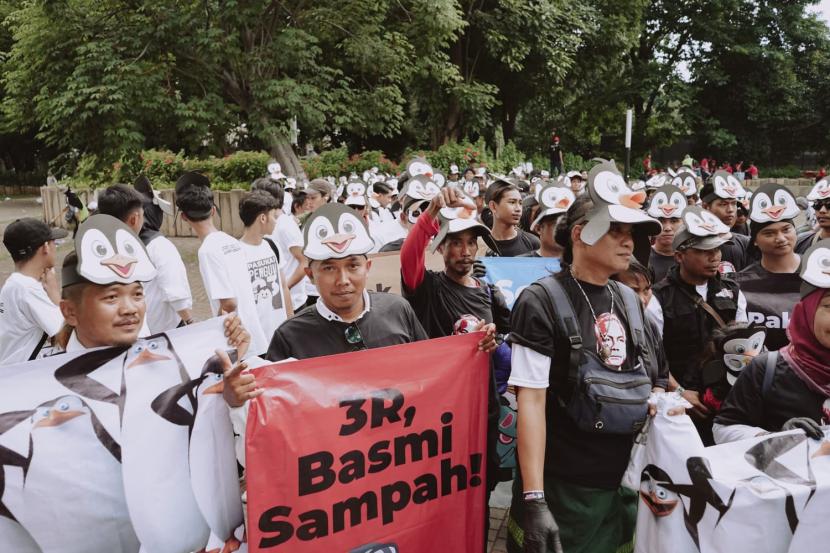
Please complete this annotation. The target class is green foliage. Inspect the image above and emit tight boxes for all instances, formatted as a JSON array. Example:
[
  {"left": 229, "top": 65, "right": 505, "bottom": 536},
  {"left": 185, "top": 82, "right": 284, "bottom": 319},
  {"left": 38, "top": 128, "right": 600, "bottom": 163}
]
[{"left": 302, "top": 148, "right": 398, "bottom": 178}]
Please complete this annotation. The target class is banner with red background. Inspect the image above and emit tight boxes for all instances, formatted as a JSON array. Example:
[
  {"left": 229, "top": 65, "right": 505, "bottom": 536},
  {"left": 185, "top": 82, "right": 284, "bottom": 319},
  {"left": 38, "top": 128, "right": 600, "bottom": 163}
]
[{"left": 246, "top": 333, "right": 490, "bottom": 553}]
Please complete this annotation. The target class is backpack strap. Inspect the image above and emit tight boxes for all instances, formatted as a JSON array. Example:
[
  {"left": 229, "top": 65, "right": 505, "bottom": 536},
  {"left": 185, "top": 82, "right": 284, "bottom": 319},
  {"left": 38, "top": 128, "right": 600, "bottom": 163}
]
[
  {"left": 263, "top": 236, "right": 281, "bottom": 264},
  {"left": 536, "top": 276, "right": 582, "bottom": 387},
  {"left": 28, "top": 332, "right": 49, "bottom": 361},
  {"left": 761, "top": 350, "right": 779, "bottom": 400},
  {"left": 610, "top": 281, "right": 644, "bottom": 355}
]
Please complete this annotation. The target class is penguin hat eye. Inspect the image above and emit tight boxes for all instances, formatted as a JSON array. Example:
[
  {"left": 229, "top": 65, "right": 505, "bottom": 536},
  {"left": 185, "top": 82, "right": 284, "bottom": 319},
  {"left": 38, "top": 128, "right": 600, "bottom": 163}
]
[
  {"left": 656, "top": 196, "right": 666, "bottom": 205},
  {"left": 671, "top": 195, "right": 683, "bottom": 207},
  {"left": 315, "top": 224, "right": 329, "bottom": 240},
  {"left": 92, "top": 240, "right": 110, "bottom": 258},
  {"left": 735, "top": 344, "right": 746, "bottom": 354},
  {"left": 33, "top": 408, "right": 49, "bottom": 422},
  {"left": 54, "top": 396, "right": 82, "bottom": 412},
  {"left": 821, "top": 256, "right": 830, "bottom": 269},
  {"left": 342, "top": 219, "right": 355, "bottom": 234},
  {"left": 123, "top": 241, "right": 136, "bottom": 255}
]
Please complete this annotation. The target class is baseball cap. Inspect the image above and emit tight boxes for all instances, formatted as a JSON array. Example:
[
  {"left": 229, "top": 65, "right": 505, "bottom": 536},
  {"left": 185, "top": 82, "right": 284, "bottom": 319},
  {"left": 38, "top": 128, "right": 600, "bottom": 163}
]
[{"left": 3, "top": 218, "right": 68, "bottom": 261}]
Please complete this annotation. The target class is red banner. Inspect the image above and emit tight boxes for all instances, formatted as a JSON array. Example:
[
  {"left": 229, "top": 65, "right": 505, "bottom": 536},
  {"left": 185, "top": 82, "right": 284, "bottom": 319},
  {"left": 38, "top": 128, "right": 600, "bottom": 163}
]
[{"left": 245, "top": 333, "right": 490, "bottom": 553}]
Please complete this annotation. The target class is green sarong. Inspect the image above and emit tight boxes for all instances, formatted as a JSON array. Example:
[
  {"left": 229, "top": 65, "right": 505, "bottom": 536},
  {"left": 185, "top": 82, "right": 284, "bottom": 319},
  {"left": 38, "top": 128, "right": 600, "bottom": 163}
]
[{"left": 506, "top": 475, "right": 637, "bottom": 553}]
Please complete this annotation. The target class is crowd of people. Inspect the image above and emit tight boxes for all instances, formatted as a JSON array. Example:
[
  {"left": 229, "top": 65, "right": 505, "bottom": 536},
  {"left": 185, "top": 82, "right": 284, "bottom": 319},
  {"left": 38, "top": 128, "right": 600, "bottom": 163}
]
[{"left": 2, "top": 152, "right": 830, "bottom": 553}]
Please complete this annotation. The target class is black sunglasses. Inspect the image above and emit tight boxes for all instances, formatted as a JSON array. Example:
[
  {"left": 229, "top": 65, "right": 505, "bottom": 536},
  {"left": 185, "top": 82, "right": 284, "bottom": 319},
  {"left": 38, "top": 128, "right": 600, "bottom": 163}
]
[
  {"left": 812, "top": 199, "right": 830, "bottom": 211},
  {"left": 344, "top": 323, "right": 367, "bottom": 351}
]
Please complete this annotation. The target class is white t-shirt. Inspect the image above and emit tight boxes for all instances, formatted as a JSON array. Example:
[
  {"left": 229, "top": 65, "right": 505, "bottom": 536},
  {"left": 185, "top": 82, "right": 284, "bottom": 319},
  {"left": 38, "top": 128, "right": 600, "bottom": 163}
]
[
  {"left": 271, "top": 215, "right": 307, "bottom": 309},
  {"left": 144, "top": 236, "right": 192, "bottom": 334},
  {"left": 0, "top": 273, "right": 64, "bottom": 365},
  {"left": 197, "top": 232, "right": 268, "bottom": 356},
  {"left": 239, "top": 239, "right": 288, "bottom": 345}
]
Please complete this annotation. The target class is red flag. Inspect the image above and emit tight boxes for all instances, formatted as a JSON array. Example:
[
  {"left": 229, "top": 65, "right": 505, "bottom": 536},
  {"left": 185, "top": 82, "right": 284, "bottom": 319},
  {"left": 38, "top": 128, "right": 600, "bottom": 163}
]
[{"left": 246, "top": 333, "right": 489, "bottom": 553}]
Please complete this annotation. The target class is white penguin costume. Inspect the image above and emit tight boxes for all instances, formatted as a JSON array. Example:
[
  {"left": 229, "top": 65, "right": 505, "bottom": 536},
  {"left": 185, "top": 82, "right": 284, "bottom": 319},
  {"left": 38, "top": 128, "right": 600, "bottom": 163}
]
[
  {"left": 120, "top": 334, "right": 211, "bottom": 553},
  {"left": 19, "top": 395, "right": 140, "bottom": 553}
]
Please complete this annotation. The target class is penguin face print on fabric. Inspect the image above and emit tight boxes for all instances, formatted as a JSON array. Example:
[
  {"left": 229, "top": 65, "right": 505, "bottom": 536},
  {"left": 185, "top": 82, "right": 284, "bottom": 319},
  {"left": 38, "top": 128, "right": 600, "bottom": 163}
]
[
  {"left": 350, "top": 543, "right": 399, "bottom": 553},
  {"left": 711, "top": 170, "right": 746, "bottom": 199},
  {"left": 639, "top": 465, "right": 680, "bottom": 517},
  {"left": 31, "top": 395, "right": 88, "bottom": 430},
  {"left": 303, "top": 203, "right": 374, "bottom": 260},
  {"left": 749, "top": 184, "right": 799, "bottom": 223},
  {"left": 808, "top": 179, "right": 830, "bottom": 201},
  {"left": 404, "top": 175, "right": 442, "bottom": 202},
  {"left": 125, "top": 335, "right": 175, "bottom": 370},
  {"left": 75, "top": 214, "right": 156, "bottom": 285},
  {"left": 682, "top": 206, "right": 730, "bottom": 236},
  {"left": 405, "top": 157, "right": 433, "bottom": 178},
  {"left": 647, "top": 185, "right": 686, "bottom": 219},
  {"left": 670, "top": 167, "right": 698, "bottom": 197},
  {"left": 722, "top": 330, "right": 766, "bottom": 385},
  {"left": 800, "top": 239, "right": 830, "bottom": 292}
]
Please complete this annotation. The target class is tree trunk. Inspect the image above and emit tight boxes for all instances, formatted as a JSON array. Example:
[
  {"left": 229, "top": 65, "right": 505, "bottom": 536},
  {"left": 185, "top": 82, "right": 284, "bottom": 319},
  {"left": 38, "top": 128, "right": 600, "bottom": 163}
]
[{"left": 269, "top": 138, "right": 306, "bottom": 179}]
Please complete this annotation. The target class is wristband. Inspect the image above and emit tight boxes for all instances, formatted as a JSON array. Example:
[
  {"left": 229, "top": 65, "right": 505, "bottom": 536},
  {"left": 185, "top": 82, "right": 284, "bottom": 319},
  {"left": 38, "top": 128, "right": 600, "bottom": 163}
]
[{"left": 523, "top": 490, "right": 545, "bottom": 501}]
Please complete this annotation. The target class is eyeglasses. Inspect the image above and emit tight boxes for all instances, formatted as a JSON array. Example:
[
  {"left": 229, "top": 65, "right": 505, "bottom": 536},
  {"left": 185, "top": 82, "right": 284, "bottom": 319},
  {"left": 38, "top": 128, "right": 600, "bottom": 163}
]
[
  {"left": 812, "top": 199, "right": 830, "bottom": 212},
  {"left": 344, "top": 323, "right": 367, "bottom": 351}
]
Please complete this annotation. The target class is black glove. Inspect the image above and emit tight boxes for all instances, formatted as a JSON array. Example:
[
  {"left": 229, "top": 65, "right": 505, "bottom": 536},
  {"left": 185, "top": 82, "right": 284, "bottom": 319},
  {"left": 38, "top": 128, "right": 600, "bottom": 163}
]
[
  {"left": 522, "top": 498, "right": 563, "bottom": 553},
  {"left": 781, "top": 417, "right": 824, "bottom": 440},
  {"left": 472, "top": 259, "right": 487, "bottom": 279}
]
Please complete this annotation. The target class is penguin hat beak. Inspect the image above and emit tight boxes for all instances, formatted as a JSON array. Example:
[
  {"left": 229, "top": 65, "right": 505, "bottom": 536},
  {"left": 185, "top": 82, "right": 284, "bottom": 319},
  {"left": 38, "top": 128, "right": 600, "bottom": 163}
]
[
  {"left": 620, "top": 190, "right": 647, "bottom": 209},
  {"left": 101, "top": 253, "right": 138, "bottom": 278},
  {"left": 321, "top": 232, "right": 356, "bottom": 254},
  {"left": 128, "top": 348, "right": 171, "bottom": 368},
  {"left": 34, "top": 408, "right": 85, "bottom": 429}
]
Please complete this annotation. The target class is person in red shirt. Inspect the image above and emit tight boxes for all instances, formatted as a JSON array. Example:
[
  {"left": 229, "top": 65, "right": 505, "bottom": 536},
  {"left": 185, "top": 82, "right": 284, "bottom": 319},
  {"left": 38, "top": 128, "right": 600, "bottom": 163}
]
[
  {"left": 816, "top": 167, "right": 826, "bottom": 181},
  {"left": 643, "top": 152, "right": 652, "bottom": 174},
  {"left": 747, "top": 162, "right": 759, "bottom": 180}
]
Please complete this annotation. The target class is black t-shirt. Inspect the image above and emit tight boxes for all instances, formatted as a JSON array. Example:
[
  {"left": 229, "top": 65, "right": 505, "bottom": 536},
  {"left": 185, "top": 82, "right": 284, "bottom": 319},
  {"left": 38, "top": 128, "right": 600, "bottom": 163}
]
[
  {"left": 649, "top": 249, "right": 676, "bottom": 283},
  {"left": 549, "top": 143, "right": 562, "bottom": 163},
  {"left": 517, "top": 250, "right": 542, "bottom": 258},
  {"left": 714, "top": 353, "right": 826, "bottom": 432},
  {"left": 486, "top": 229, "right": 541, "bottom": 258},
  {"left": 403, "top": 270, "right": 510, "bottom": 338},
  {"left": 266, "top": 291, "right": 429, "bottom": 361},
  {"left": 736, "top": 262, "right": 801, "bottom": 351},
  {"left": 509, "top": 272, "right": 660, "bottom": 489}
]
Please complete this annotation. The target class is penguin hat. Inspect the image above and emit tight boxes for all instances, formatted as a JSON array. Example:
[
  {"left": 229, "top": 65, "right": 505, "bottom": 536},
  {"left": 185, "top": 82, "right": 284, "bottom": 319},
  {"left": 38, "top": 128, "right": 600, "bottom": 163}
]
[
  {"left": 669, "top": 165, "right": 698, "bottom": 197},
  {"left": 798, "top": 238, "right": 830, "bottom": 298},
  {"left": 267, "top": 159, "right": 286, "bottom": 180},
  {"left": 807, "top": 178, "right": 830, "bottom": 201},
  {"left": 706, "top": 170, "right": 746, "bottom": 201},
  {"left": 531, "top": 181, "right": 575, "bottom": 230},
  {"left": 303, "top": 203, "right": 374, "bottom": 260},
  {"left": 645, "top": 173, "right": 669, "bottom": 189},
  {"left": 748, "top": 182, "right": 799, "bottom": 224},
  {"left": 344, "top": 178, "right": 368, "bottom": 207},
  {"left": 580, "top": 158, "right": 661, "bottom": 263},
  {"left": 134, "top": 175, "right": 174, "bottom": 217},
  {"left": 672, "top": 205, "right": 732, "bottom": 251},
  {"left": 430, "top": 205, "right": 499, "bottom": 254},
  {"left": 402, "top": 174, "right": 442, "bottom": 202},
  {"left": 647, "top": 184, "right": 687, "bottom": 219},
  {"left": 62, "top": 214, "right": 157, "bottom": 287}
]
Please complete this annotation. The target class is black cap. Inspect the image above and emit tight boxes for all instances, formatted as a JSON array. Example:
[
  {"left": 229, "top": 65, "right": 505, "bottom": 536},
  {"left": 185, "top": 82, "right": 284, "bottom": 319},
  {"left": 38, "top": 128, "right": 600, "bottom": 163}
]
[{"left": 3, "top": 218, "right": 68, "bottom": 261}]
